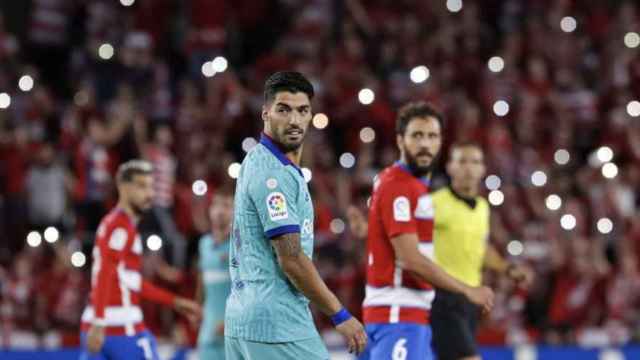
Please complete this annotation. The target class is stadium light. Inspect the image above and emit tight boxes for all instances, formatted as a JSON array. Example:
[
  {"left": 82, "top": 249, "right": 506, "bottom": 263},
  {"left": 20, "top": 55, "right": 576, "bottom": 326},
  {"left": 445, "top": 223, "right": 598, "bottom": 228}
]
[
  {"left": 485, "top": 175, "right": 501, "bottom": 190},
  {"left": 627, "top": 101, "right": 640, "bottom": 117},
  {"left": 358, "top": 88, "right": 375, "bottom": 105},
  {"left": 98, "top": 43, "right": 114, "bottom": 60},
  {"left": 493, "top": 100, "right": 509, "bottom": 116},
  {"left": 410, "top": 66, "right": 430, "bottom": 84},
  {"left": 596, "top": 146, "right": 614, "bottom": 163},
  {"left": 0, "top": 93, "right": 11, "bottom": 109},
  {"left": 560, "top": 214, "right": 576, "bottom": 230},
  {"left": 488, "top": 190, "right": 504, "bottom": 206},
  {"left": 602, "top": 162, "right": 618, "bottom": 179},
  {"left": 545, "top": 194, "right": 562, "bottom": 211},
  {"left": 488, "top": 56, "right": 504, "bottom": 73},
  {"left": 241, "top": 137, "right": 257, "bottom": 152},
  {"left": 228, "top": 162, "right": 241, "bottom": 179},
  {"left": 624, "top": 32, "right": 640, "bottom": 48},
  {"left": 302, "top": 167, "right": 312, "bottom": 183},
  {"left": 26, "top": 231, "right": 42, "bottom": 247},
  {"left": 507, "top": 240, "right": 524, "bottom": 256},
  {"left": 120, "top": 0, "right": 135, "bottom": 6},
  {"left": 201, "top": 61, "right": 215, "bottom": 77},
  {"left": 554, "top": 149, "right": 570, "bottom": 165},
  {"left": 71, "top": 252, "right": 86, "bottom": 268},
  {"left": 312, "top": 113, "right": 329, "bottom": 129},
  {"left": 44, "top": 226, "right": 60, "bottom": 243},
  {"left": 597, "top": 218, "right": 613, "bottom": 234},
  {"left": 212, "top": 56, "right": 228, "bottom": 73},
  {"left": 19, "top": 75, "right": 34, "bottom": 92},
  {"left": 339, "top": 153, "right": 356, "bottom": 169},
  {"left": 560, "top": 16, "right": 577, "bottom": 33},
  {"left": 359, "top": 127, "right": 376, "bottom": 143},
  {"left": 147, "top": 235, "right": 163, "bottom": 251},
  {"left": 446, "top": 0, "right": 463, "bottom": 13},
  {"left": 330, "top": 218, "right": 346, "bottom": 234},
  {"left": 531, "top": 170, "right": 547, "bottom": 187},
  {"left": 192, "top": 180, "right": 208, "bottom": 196}
]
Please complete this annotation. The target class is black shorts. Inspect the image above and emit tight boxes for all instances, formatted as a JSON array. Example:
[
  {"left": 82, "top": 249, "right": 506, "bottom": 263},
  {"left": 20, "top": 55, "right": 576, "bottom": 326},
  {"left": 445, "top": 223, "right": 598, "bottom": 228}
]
[{"left": 431, "top": 288, "right": 481, "bottom": 360}]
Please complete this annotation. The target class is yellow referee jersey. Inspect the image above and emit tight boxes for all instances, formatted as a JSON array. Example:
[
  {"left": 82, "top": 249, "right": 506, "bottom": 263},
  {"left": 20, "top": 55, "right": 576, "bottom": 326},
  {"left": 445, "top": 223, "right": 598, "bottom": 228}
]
[{"left": 432, "top": 187, "right": 490, "bottom": 287}]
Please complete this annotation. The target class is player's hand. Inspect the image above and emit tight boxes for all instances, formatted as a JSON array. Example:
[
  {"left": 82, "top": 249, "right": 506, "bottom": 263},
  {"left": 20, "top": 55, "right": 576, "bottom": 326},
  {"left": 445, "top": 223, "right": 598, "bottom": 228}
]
[
  {"left": 507, "top": 264, "right": 534, "bottom": 287},
  {"left": 87, "top": 324, "right": 105, "bottom": 354},
  {"left": 174, "top": 297, "right": 202, "bottom": 325},
  {"left": 464, "top": 285, "right": 494, "bottom": 314},
  {"left": 346, "top": 205, "right": 368, "bottom": 239},
  {"left": 335, "top": 317, "right": 367, "bottom": 355},
  {"left": 215, "top": 321, "right": 225, "bottom": 337}
]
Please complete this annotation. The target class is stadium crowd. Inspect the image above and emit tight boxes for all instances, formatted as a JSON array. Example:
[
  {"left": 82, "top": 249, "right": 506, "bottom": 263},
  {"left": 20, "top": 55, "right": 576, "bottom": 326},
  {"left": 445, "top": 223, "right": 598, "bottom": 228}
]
[{"left": 1, "top": 0, "right": 640, "bottom": 351}]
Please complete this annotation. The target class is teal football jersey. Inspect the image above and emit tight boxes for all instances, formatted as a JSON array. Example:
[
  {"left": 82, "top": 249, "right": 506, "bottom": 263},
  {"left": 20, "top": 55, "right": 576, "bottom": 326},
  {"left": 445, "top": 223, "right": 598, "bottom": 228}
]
[
  {"left": 225, "top": 134, "right": 318, "bottom": 343},
  {"left": 198, "top": 234, "right": 231, "bottom": 346}
]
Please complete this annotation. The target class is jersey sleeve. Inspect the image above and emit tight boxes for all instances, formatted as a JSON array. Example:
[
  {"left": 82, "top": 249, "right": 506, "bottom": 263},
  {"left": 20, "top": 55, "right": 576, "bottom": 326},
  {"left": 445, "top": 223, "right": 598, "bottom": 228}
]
[
  {"left": 377, "top": 181, "right": 418, "bottom": 239},
  {"left": 92, "top": 225, "right": 128, "bottom": 325},
  {"left": 249, "top": 170, "right": 301, "bottom": 239}
]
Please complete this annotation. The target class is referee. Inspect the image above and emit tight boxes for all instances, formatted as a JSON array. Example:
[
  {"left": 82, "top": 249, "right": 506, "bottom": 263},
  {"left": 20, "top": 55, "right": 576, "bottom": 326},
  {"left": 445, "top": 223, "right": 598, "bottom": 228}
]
[{"left": 430, "top": 141, "right": 532, "bottom": 360}]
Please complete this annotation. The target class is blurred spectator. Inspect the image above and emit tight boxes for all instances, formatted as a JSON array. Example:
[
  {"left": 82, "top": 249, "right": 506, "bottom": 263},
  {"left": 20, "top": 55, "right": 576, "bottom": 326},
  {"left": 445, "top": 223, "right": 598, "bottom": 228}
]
[{"left": 25, "top": 142, "right": 73, "bottom": 232}]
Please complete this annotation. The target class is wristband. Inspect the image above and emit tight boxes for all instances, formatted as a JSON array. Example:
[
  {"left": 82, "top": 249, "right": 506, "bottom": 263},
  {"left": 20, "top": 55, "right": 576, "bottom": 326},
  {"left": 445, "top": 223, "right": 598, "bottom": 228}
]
[{"left": 331, "top": 308, "right": 352, "bottom": 326}]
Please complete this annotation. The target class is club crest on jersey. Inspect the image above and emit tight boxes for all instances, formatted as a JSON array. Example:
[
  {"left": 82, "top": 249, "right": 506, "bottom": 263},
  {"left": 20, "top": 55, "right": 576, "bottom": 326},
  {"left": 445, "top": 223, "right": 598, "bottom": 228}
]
[
  {"left": 267, "top": 192, "right": 288, "bottom": 220},
  {"left": 393, "top": 196, "right": 411, "bottom": 222}
]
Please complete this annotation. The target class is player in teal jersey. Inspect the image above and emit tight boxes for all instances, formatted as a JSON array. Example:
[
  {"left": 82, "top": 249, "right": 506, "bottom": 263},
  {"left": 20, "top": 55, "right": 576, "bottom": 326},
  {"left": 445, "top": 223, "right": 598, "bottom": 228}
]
[
  {"left": 197, "top": 186, "right": 234, "bottom": 359},
  {"left": 225, "top": 71, "right": 367, "bottom": 359}
]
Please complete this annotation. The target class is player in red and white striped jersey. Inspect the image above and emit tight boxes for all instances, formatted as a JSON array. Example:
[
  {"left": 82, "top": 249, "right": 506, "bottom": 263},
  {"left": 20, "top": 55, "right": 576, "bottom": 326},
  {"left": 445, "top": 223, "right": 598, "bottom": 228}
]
[
  {"left": 80, "top": 160, "right": 201, "bottom": 360},
  {"left": 359, "top": 102, "right": 494, "bottom": 360}
]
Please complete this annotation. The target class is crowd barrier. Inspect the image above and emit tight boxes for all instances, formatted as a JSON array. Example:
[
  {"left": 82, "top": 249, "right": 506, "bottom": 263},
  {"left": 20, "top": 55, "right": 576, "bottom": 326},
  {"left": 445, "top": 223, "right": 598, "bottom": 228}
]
[{"left": 1, "top": 345, "right": 640, "bottom": 359}]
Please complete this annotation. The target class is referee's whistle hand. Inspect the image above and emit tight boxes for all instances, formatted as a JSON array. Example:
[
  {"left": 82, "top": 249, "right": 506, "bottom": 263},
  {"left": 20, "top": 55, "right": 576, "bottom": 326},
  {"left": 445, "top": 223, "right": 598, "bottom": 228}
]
[
  {"left": 336, "top": 317, "right": 368, "bottom": 355},
  {"left": 465, "top": 285, "right": 494, "bottom": 313}
]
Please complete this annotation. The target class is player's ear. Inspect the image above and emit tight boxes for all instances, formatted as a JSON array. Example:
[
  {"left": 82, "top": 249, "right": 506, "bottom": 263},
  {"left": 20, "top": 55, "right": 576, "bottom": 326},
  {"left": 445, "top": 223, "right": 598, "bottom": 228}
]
[
  {"left": 396, "top": 133, "right": 403, "bottom": 152},
  {"left": 261, "top": 104, "right": 268, "bottom": 122}
]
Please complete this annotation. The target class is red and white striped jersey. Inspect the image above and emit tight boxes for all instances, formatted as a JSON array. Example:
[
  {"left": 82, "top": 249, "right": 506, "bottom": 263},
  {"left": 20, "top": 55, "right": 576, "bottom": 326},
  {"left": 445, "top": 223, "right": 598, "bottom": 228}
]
[
  {"left": 363, "top": 162, "right": 435, "bottom": 325},
  {"left": 81, "top": 208, "right": 176, "bottom": 336}
]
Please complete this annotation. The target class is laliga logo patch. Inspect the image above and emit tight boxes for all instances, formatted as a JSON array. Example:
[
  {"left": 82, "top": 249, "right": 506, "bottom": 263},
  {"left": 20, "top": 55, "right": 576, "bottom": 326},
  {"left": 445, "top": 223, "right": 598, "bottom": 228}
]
[
  {"left": 267, "top": 192, "right": 288, "bottom": 220},
  {"left": 393, "top": 196, "right": 411, "bottom": 222}
]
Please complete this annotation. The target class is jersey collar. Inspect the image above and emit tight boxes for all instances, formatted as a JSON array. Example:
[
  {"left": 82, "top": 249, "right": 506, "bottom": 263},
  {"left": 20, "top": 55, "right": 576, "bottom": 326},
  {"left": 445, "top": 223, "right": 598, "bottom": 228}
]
[
  {"left": 394, "top": 161, "right": 431, "bottom": 187},
  {"left": 259, "top": 133, "right": 303, "bottom": 177}
]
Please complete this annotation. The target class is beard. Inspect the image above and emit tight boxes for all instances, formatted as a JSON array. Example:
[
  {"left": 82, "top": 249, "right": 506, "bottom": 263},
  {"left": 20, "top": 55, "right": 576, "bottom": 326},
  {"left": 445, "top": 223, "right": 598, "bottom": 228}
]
[
  {"left": 273, "top": 127, "right": 305, "bottom": 152},
  {"left": 405, "top": 149, "right": 438, "bottom": 177},
  {"left": 130, "top": 201, "right": 151, "bottom": 216}
]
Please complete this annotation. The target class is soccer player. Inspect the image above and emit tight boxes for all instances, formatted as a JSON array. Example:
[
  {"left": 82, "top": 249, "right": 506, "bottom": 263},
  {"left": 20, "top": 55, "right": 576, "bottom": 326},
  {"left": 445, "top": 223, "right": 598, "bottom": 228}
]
[
  {"left": 80, "top": 160, "right": 201, "bottom": 360},
  {"left": 197, "top": 187, "right": 234, "bottom": 359},
  {"left": 430, "top": 142, "right": 532, "bottom": 360},
  {"left": 358, "top": 102, "right": 494, "bottom": 360},
  {"left": 225, "top": 71, "right": 367, "bottom": 359}
]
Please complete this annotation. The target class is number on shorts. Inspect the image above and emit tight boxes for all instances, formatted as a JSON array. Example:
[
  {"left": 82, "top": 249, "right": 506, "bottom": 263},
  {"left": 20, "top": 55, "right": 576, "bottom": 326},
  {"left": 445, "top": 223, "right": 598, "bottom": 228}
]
[
  {"left": 136, "top": 337, "right": 153, "bottom": 360},
  {"left": 392, "top": 338, "right": 408, "bottom": 360}
]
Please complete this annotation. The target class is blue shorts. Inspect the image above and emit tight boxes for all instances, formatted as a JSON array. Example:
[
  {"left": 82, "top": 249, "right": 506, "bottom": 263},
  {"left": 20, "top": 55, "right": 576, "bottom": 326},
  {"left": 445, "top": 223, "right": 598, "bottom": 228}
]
[
  {"left": 358, "top": 323, "right": 434, "bottom": 360},
  {"left": 79, "top": 330, "right": 160, "bottom": 360}
]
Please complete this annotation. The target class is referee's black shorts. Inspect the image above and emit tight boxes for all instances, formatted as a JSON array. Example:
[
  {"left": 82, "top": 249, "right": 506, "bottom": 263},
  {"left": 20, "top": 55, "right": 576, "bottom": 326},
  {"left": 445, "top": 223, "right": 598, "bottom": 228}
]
[{"left": 431, "top": 288, "right": 481, "bottom": 360}]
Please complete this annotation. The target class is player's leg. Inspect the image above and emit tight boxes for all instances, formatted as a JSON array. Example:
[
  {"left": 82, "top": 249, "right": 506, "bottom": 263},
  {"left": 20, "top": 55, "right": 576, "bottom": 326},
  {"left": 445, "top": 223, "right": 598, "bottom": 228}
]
[
  {"left": 227, "top": 336, "right": 330, "bottom": 360},
  {"left": 368, "top": 323, "right": 431, "bottom": 360},
  {"left": 431, "top": 289, "right": 478, "bottom": 360}
]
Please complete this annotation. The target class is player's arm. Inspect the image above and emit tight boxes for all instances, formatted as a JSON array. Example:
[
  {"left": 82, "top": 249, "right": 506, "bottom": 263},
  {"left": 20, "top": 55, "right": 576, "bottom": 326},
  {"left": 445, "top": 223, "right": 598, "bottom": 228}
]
[
  {"left": 391, "top": 234, "right": 492, "bottom": 306},
  {"left": 484, "top": 244, "right": 533, "bottom": 286},
  {"left": 138, "top": 276, "right": 202, "bottom": 323},
  {"left": 271, "top": 232, "right": 367, "bottom": 354}
]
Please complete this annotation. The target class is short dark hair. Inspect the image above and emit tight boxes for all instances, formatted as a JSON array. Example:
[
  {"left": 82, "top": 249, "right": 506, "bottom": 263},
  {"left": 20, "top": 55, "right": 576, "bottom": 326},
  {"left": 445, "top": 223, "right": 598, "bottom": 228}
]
[
  {"left": 116, "top": 159, "right": 153, "bottom": 183},
  {"left": 263, "top": 71, "right": 314, "bottom": 103},
  {"left": 449, "top": 141, "right": 484, "bottom": 157},
  {"left": 396, "top": 101, "right": 444, "bottom": 135}
]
